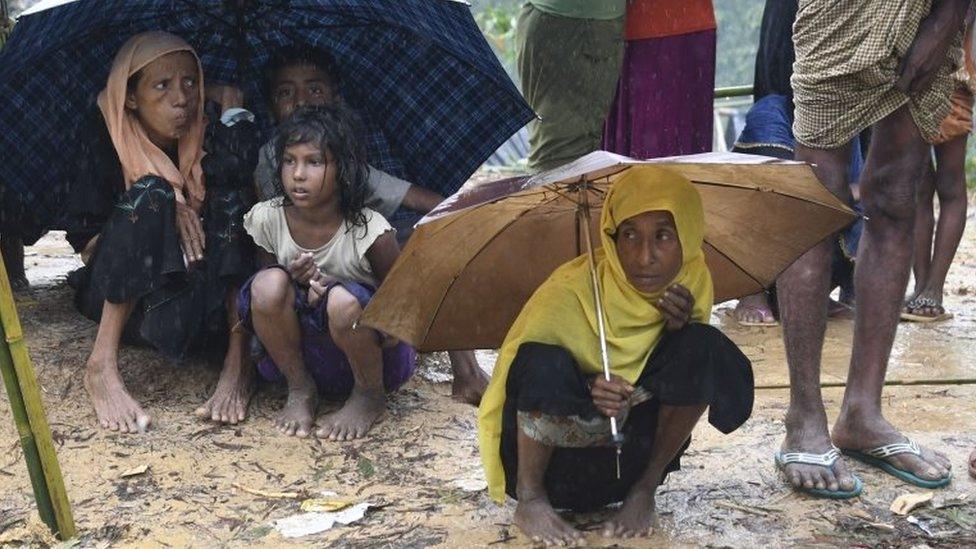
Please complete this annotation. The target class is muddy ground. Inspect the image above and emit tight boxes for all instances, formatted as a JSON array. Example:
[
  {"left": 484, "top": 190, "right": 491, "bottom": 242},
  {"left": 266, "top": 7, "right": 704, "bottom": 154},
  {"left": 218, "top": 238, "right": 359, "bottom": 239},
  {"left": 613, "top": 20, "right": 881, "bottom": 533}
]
[{"left": 1, "top": 198, "right": 974, "bottom": 548}]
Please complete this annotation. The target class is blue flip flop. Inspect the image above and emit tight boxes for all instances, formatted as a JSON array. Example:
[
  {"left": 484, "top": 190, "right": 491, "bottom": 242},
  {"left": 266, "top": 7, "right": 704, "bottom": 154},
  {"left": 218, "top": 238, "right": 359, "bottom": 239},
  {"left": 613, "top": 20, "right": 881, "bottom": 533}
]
[
  {"left": 775, "top": 447, "right": 863, "bottom": 499},
  {"left": 841, "top": 439, "right": 952, "bottom": 489}
]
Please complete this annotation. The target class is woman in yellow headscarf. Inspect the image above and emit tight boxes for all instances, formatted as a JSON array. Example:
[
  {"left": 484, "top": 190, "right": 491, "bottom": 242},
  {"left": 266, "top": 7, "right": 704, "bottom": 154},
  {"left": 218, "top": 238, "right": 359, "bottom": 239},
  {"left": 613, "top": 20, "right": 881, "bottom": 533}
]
[{"left": 477, "top": 167, "right": 754, "bottom": 545}]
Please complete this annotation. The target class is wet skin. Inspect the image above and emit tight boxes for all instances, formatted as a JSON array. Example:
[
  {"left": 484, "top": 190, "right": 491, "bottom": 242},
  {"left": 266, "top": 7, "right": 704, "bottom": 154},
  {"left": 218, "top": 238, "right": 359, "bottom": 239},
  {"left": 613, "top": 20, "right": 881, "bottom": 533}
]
[
  {"left": 777, "top": 0, "right": 966, "bottom": 492},
  {"left": 86, "top": 51, "right": 251, "bottom": 433},
  {"left": 513, "top": 210, "right": 704, "bottom": 544},
  {"left": 247, "top": 141, "right": 399, "bottom": 440},
  {"left": 909, "top": 135, "right": 968, "bottom": 318},
  {"left": 268, "top": 61, "right": 482, "bottom": 403}
]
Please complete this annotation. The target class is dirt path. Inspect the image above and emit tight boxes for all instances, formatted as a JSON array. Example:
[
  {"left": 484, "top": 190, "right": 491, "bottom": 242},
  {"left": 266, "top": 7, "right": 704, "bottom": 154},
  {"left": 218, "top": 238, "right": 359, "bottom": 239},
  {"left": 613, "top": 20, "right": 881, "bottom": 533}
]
[{"left": 1, "top": 202, "right": 975, "bottom": 547}]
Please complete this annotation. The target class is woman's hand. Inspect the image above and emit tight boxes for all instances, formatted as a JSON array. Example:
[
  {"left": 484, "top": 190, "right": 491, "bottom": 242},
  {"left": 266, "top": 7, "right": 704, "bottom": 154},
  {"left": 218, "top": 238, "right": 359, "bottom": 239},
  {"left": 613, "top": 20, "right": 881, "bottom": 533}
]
[
  {"left": 288, "top": 252, "right": 320, "bottom": 286},
  {"left": 175, "top": 200, "right": 205, "bottom": 264},
  {"left": 657, "top": 283, "right": 694, "bottom": 331},
  {"left": 590, "top": 374, "right": 634, "bottom": 419}
]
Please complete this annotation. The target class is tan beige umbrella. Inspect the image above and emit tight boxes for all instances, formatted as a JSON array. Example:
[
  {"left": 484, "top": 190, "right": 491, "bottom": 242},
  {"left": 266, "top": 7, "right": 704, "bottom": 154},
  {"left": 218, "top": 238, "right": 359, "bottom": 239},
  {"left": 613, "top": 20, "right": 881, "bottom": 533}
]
[{"left": 361, "top": 150, "right": 856, "bottom": 352}]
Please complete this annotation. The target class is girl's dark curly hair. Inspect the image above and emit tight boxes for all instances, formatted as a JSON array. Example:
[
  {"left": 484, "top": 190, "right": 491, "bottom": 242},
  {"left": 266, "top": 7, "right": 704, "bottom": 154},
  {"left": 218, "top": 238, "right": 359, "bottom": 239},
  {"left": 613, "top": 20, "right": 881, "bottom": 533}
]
[{"left": 273, "top": 104, "right": 369, "bottom": 229}]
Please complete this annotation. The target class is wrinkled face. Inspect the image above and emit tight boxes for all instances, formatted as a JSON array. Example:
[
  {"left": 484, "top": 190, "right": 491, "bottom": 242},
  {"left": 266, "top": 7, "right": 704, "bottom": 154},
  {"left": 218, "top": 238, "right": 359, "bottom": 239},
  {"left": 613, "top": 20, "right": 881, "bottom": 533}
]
[
  {"left": 613, "top": 210, "right": 683, "bottom": 293},
  {"left": 125, "top": 51, "right": 199, "bottom": 150},
  {"left": 281, "top": 142, "right": 337, "bottom": 208},
  {"left": 270, "top": 63, "right": 337, "bottom": 123}
]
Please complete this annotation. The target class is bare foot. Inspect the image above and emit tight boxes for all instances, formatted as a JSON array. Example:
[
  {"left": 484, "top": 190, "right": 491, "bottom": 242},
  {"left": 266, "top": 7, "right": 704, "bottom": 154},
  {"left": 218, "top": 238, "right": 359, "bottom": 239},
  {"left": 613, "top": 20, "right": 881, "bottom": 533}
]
[
  {"left": 602, "top": 487, "right": 656, "bottom": 539},
  {"left": 276, "top": 373, "right": 317, "bottom": 438},
  {"left": 84, "top": 359, "right": 151, "bottom": 433},
  {"left": 732, "top": 293, "right": 776, "bottom": 325},
  {"left": 195, "top": 358, "right": 255, "bottom": 424},
  {"left": 780, "top": 415, "right": 857, "bottom": 493},
  {"left": 315, "top": 388, "right": 385, "bottom": 441},
  {"left": 969, "top": 448, "right": 975, "bottom": 479},
  {"left": 514, "top": 495, "right": 583, "bottom": 547},
  {"left": 833, "top": 414, "right": 951, "bottom": 483},
  {"left": 448, "top": 351, "right": 488, "bottom": 406}
]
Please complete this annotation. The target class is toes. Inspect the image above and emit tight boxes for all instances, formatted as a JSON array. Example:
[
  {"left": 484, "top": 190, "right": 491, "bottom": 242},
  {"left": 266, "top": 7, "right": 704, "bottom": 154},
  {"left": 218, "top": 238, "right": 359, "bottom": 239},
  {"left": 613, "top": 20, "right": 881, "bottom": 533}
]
[{"left": 194, "top": 405, "right": 210, "bottom": 419}]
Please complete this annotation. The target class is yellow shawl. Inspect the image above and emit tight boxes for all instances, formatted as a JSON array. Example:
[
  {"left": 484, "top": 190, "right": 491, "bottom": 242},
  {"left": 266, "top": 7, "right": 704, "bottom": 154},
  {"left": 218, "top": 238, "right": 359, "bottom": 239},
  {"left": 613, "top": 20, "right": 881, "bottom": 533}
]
[{"left": 478, "top": 166, "right": 714, "bottom": 502}]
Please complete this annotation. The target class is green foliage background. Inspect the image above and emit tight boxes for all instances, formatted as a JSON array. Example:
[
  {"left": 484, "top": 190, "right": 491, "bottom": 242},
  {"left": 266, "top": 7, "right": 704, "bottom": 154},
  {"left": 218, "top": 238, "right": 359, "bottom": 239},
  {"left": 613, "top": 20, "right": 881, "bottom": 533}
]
[{"left": 471, "top": 0, "right": 975, "bottom": 188}]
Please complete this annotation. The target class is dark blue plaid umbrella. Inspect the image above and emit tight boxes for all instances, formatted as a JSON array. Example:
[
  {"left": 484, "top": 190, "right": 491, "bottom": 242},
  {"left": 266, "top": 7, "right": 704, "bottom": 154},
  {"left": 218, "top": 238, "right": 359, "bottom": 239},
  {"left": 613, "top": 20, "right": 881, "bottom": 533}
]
[{"left": 0, "top": 0, "right": 533, "bottom": 243}]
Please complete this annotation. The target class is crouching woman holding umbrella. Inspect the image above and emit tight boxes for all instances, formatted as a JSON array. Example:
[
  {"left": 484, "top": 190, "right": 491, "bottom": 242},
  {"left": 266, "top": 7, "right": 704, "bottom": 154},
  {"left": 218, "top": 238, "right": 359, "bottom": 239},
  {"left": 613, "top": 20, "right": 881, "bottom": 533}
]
[
  {"left": 478, "top": 168, "right": 754, "bottom": 545},
  {"left": 65, "top": 31, "right": 258, "bottom": 433}
]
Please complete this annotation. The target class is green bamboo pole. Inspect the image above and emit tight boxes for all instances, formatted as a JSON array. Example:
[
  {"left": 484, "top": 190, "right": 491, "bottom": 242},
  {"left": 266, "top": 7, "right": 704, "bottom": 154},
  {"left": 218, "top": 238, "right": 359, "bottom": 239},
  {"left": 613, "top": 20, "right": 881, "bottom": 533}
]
[
  {"left": 0, "top": 322, "right": 57, "bottom": 530},
  {"left": 0, "top": 255, "right": 75, "bottom": 540}
]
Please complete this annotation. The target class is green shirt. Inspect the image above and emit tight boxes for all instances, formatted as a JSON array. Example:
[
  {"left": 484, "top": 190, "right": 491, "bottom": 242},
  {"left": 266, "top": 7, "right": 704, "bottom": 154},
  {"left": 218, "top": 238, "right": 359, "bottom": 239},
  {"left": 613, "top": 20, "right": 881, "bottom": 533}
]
[{"left": 529, "top": 0, "right": 626, "bottom": 20}]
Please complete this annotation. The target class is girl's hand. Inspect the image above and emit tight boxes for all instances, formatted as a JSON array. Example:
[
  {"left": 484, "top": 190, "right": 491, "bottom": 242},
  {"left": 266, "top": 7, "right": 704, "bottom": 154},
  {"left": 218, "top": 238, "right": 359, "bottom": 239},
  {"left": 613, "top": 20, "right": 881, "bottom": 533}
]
[
  {"left": 175, "top": 201, "right": 205, "bottom": 264},
  {"left": 308, "top": 278, "right": 328, "bottom": 307},
  {"left": 306, "top": 274, "right": 339, "bottom": 307},
  {"left": 657, "top": 284, "right": 694, "bottom": 331},
  {"left": 288, "top": 252, "right": 320, "bottom": 286},
  {"left": 590, "top": 374, "right": 634, "bottom": 419}
]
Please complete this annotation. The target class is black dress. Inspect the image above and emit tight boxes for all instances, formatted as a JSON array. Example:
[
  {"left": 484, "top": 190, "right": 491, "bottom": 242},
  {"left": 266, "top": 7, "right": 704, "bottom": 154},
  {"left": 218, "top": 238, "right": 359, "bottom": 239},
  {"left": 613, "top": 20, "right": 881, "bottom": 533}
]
[
  {"left": 64, "top": 103, "right": 258, "bottom": 359},
  {"left": 500, "top": 323, "right": 754, "bottom": 511}
]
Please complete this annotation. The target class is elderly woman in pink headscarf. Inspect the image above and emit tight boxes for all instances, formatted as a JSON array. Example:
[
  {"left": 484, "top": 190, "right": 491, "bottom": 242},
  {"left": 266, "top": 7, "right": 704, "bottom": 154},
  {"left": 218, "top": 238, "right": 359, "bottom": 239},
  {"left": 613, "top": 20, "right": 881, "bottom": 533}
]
[{"left": 64, "top": 31, "right": 259, "bottom": 433}]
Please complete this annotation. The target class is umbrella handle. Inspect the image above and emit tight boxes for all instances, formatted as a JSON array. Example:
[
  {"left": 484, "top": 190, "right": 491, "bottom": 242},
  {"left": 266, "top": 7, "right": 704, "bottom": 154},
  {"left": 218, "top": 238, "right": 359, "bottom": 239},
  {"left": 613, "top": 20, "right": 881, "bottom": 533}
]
[{"left": 577, "top": 197, "right": 621, "bottom": 443}]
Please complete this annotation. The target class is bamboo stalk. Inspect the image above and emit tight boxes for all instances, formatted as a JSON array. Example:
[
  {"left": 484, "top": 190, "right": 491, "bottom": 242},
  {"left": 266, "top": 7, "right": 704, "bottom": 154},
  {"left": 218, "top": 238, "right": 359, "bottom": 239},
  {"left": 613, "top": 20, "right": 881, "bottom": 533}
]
[
  {"left": 0, "top": 255, "right": 75, "bottom": 539},
  {"left": 0, "top": 322, "right": 57, "bottom": 530}
]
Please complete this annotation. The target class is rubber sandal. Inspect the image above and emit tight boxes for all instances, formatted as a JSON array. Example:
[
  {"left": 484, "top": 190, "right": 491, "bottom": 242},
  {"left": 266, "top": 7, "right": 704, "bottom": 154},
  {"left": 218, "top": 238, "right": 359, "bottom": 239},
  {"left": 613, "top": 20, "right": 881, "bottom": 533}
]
[
  {"left": 775, "top": 447, "right": 863, "bottom": 499},
  {"left": 841, "top": 439, "right": 952, "bottom": 489},
  {"left": 901, "top": 297, "right": 953, "bottom": 323},
  {"left": 726, "top": 307, "right": 778, "bottom": 327}
]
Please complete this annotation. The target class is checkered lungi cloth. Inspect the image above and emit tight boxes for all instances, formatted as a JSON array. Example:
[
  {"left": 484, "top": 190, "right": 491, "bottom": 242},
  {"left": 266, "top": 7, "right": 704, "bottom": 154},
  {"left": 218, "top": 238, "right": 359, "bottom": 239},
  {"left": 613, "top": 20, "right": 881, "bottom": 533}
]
[{"left": 791, "top": 0, "right": 968, "bottom": 149}]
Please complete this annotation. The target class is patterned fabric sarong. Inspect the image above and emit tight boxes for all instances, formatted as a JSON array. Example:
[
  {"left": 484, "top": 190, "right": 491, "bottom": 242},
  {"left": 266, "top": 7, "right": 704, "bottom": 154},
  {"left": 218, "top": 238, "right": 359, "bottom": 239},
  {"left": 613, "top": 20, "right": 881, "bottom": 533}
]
[{"left": 792, "top": 0, "right": 967, "bottom": 149}]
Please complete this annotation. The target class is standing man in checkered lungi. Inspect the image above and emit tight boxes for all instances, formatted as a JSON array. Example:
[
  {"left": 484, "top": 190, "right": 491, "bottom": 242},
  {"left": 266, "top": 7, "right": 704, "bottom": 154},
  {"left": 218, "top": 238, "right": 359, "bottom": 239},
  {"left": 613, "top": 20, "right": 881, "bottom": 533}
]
[{"left": 775, "top": 0, "right": 969, "bottom": 497}]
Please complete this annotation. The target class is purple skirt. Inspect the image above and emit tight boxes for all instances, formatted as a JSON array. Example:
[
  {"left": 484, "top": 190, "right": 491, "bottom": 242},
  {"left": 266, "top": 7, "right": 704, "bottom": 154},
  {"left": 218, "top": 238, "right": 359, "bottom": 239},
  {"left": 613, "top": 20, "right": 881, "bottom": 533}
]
[
  {"left": 603, "top": 29, "right": 716, "bottom": 159},
  {"left": 238, "top": 266, "right": 416, "bottom": 396}
]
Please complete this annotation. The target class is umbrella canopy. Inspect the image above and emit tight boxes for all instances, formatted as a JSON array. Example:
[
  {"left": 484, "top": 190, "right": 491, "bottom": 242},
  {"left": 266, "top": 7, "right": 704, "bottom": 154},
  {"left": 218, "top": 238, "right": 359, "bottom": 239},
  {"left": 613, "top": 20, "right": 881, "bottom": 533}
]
[
  {"left": 0, "top": 0, "right": 533, "bottom": 243},
  {"left": 361, "top": 150, "right": 858, "bottom": 351}
]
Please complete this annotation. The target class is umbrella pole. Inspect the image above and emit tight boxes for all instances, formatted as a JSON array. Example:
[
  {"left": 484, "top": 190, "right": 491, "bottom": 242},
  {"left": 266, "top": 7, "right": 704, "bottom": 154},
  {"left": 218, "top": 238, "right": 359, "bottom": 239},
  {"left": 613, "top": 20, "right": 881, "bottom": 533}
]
[
  {"left": 577, "top": 189, "right": 624, "bottom": 478},
  {"left": 0, "top": 255, "right": 75, "bottom": 540}
]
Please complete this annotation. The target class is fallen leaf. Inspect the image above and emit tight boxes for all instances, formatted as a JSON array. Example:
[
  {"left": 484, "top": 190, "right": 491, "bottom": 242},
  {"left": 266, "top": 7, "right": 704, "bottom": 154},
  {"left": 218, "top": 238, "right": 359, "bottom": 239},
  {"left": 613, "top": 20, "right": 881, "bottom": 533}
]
[
  {"left": 357, "top": 457, "right": 375, "bottom": 479},
  {"left": 120, "top": 465, "right": 149, "bottom": 478},
  {"left": 301, "top": 497, "right": 356, "bottom": 513},
  {"left": 933, "top": 493, "right": 969, "bottom": 509},
  {"left": 891, "top": 492, "right": 933, "bottom": 516},
  {"left": 232, "top": 483, "right": 303, "bottom": 500}
]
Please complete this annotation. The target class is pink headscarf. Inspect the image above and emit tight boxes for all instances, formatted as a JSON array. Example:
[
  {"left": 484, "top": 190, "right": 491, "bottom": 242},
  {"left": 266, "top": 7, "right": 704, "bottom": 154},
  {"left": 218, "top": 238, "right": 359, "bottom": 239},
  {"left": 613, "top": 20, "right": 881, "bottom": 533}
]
[{"left": 97, "top": 31, "right": 206, "bottom": 204}]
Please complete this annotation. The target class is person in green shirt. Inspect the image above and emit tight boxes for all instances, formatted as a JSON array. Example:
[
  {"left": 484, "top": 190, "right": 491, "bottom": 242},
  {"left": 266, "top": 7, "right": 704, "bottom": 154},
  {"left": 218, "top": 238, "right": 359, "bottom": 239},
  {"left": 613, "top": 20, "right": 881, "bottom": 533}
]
[{"left": 517, "top": 0, "right": 625, "bottom": 172}]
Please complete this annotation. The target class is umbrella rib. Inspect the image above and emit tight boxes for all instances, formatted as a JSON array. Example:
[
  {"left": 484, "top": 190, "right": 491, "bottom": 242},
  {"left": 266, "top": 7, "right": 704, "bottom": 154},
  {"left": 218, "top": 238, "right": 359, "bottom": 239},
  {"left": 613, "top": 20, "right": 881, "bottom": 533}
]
[
  {"left": 690, "top": 180, "right": 855, "bottom": 214},
  {"left": 703, "top": 240, "right": 767, "bottom": 292},
  {"left": 417, "top": 191, "right": 571, "bottom": 344}
]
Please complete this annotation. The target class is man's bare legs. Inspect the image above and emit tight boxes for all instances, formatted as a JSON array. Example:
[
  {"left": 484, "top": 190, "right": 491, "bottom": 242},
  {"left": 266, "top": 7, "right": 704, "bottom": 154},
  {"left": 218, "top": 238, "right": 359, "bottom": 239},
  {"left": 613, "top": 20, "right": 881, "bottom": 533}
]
[
  {"left": 447, "top": 350, "right": 488, "bottom": 405},
  {"left": 829, "top": 105, "right": 951, "bottom": 480},
  {"left": 909, "top": 135, "right": 969, "bottom": 317},
  {"left": 778, "top": 142, "right": 857, "bottom": 492},
  {"left": 195, "top": 290, "right": 255, "bottom": 424},
  {"left": 969, "top": 448, "right": 976, "bottom": 478},
  {"left": 602, "top": 403, "right": 706, "bottom": 538},
  {"left": 84, "top": 299, "right": 152, "bottom": 433},
  {"left": 249, "top": 268, "right": 317, "bottom": 437}
]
